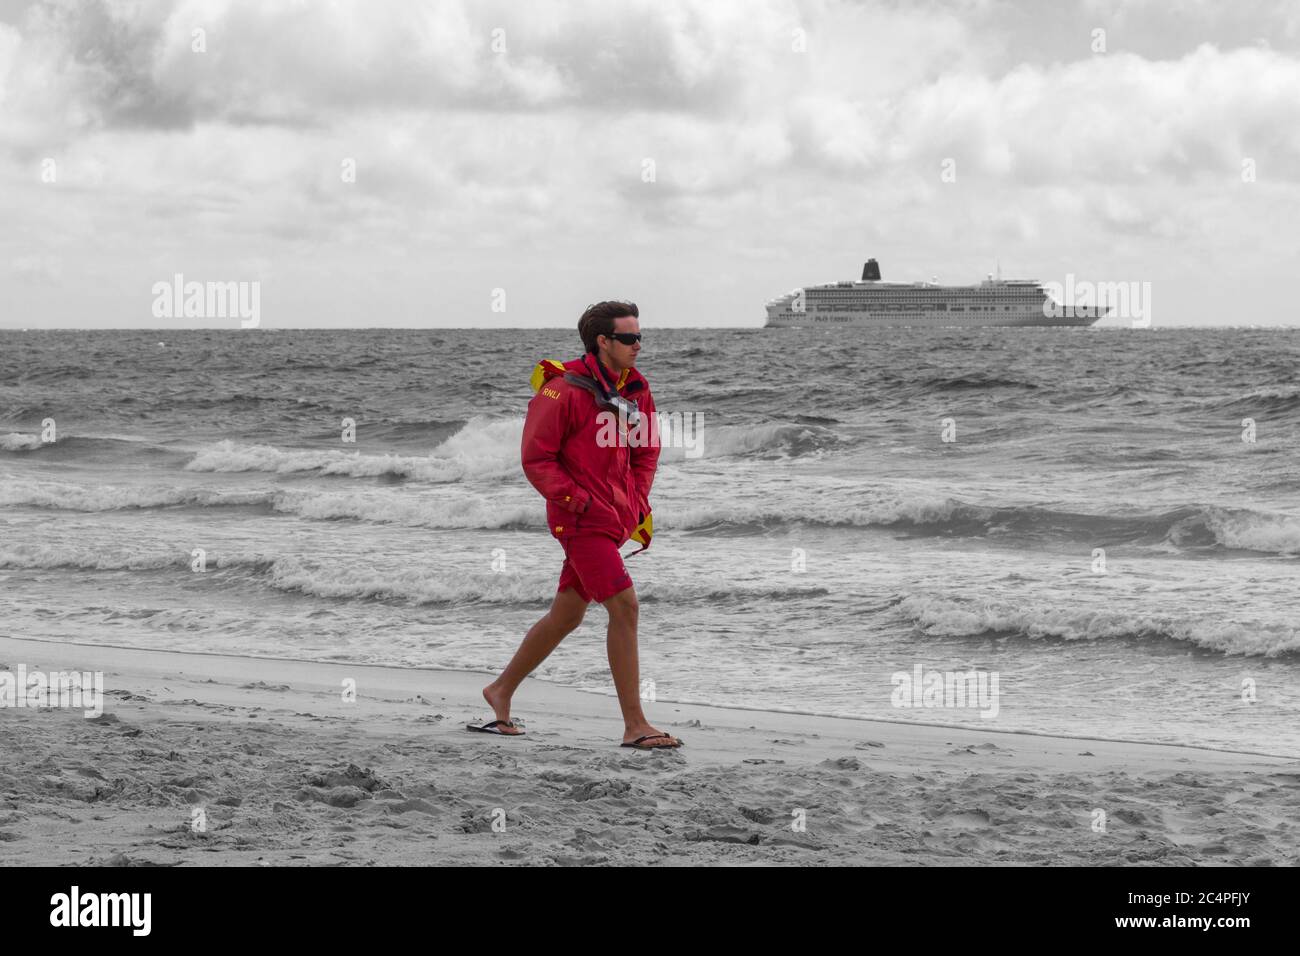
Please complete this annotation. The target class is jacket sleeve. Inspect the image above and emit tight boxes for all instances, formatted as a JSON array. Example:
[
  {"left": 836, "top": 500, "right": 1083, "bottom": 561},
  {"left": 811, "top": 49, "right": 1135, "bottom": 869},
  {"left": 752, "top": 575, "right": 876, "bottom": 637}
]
[
  {"left": 521, "top": 383, "right": 591, "bottom": 514},
  {"left": 630, "top": 384, "right": 660, "bottom": 503}
]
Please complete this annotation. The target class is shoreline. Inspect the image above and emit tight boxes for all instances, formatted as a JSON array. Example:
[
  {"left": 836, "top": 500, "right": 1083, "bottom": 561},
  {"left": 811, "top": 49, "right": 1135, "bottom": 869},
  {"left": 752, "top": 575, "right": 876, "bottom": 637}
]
[
  {"left": 5, "top": 635, "right": 1292, "bottom": 761},
  {"left": 2, "top": 634, "right": 1297, "bottom": 866}
]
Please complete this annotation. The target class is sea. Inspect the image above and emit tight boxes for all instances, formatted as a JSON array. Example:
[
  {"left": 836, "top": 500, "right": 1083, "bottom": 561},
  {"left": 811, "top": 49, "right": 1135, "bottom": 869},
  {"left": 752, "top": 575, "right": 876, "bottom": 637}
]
[{"left": 2, "top": 327, "right": 1298, "bottom": 756}]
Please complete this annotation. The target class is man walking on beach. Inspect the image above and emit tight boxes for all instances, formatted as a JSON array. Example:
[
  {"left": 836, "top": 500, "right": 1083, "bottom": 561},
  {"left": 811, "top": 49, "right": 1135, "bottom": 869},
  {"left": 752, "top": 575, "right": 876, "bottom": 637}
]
[{"left": 476, "top": 301, "right": 681, "bottom": 750}]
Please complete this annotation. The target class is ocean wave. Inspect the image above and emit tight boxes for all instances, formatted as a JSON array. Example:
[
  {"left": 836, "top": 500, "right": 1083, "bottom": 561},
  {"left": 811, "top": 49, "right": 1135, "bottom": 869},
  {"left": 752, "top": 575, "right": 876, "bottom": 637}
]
[
  {"left": 0, "top": 544, "right": 288, "bottom": 576},
  {"left": 672, "top": 497, "right": 1122, "bottom": 537},
  {"left": 1199, "top": 386, "right": 1300, "bottom": 416},
  {"left": 671, "top": 499, "right": 1300, "bottom": 554},
  {"left": 668, "top": 496, "right": 968, "bottom": 532},
  {"left": 0, "top": 479, "right": 541, "bottom": 528},
  {"left": 1, "top": 432, "right": 44, "bottom": 451},
  {"left": 168, "top": 392, "right": 328, "bottom": 410},
  {"left": 0, "top": 433, "right": 180, "bottom": 460},
  {"left": 179, "top": 414, "right": 842, "bottom": 477},
  {"left": 1190, "top": 506, "right": 1300, "bottom": 555},
  {"left": 182, "top": 415, "right": 523, "bottom": 480},
  {"left": 9, "top": 471, "right": 1297, "bottom": 556},
  {"left": 0, "top": 403, "right": 59, "bottom": 424},
  {"left": 277, "top": 491, "right": 538, "bottom": 529},
  {"left": 916, "top": 374, "right": 1041, "bottom": 391},
  {"left": 0, "top": 542, "right": 829, "bottom": 607},
  {"left": 0, "top": 480, "right": 277, "bottom": 512},
  {"left": 791, "top": 414, "right": 843, "bottom": 425},
  {"left": 261, "top": 559, "right": 829, "bottom": 606},
  {"left": 657, "top": 420, "right": 842, "bottom": 461},
  {"left": 896, "top": 594, "right": 1300, "bottom": 656},
  {"left": 6, "top": 418, "right": 838, "bottom": 471},
  {"left": 0, "top": 543, "right": 192, "bottom": 571},
  {"left": 359, "top": 419, "right": 469, "bottom": 444}
]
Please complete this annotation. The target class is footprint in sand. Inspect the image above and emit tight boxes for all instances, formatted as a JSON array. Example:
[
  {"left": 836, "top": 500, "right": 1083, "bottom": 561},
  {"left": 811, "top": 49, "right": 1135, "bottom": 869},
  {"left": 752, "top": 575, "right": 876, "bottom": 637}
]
[
  {"left": 820, "top": 756, "right": 862, "bottom": 771},
  {"left": 86, "top": 713, "right": 143, "bottom": 736},
  {"left": 305, "top": 763, "right": 389, "bottom": 792},
  {"left": 948, "top": 743, "right": 1007, "bottom": 756},
  {"left": 104, "top": 689, "right": 150, "bottom": 702},
  {"left": 946, "top": 809, "right": 993, "bottom": 828},
  {"left": 365, "top": 791, "right": 440, "bottom": 815},
  {"left": 738, "top": 806, "right": 776, "bottom": 824},
  {"left": 296, "top": 786, "right": 369, "bottom": 808},
  {"left": 240, "top": 681, "right": 290, "bottom": 691}
]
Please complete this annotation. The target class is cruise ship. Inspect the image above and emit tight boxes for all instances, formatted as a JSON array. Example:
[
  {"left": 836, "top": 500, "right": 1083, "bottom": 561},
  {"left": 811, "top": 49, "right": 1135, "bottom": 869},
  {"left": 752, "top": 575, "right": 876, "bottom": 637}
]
[{"left": 765, "top": 259, "right": 1109, "bottom": 328}]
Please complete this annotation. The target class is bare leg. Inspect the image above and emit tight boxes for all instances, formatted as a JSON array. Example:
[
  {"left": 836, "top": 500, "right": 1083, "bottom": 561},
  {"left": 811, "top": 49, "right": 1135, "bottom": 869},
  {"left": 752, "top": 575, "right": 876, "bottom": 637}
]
[
  {"left": 603, "top": 586, "right": 681, "bottom": 747},
  {"left": 482, "top": 587, "right": 588, "bottom": 733}
]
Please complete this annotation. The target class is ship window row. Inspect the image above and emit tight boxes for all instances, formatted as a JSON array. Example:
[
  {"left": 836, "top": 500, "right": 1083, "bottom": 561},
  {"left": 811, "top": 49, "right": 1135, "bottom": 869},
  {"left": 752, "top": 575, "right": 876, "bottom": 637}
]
[
  {"left": 818, "top": 305, "right": 1025, "bottom": 312},
  {"left": 814, "top": 294, "right": 1037, "bottom": 300}
]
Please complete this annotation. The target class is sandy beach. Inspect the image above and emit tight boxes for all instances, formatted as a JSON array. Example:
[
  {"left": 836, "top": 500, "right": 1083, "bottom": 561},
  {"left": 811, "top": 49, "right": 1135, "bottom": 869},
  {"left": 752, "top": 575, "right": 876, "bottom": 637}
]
[{"left": 2, "top": 634, "right": 1296, "bottom": 867}]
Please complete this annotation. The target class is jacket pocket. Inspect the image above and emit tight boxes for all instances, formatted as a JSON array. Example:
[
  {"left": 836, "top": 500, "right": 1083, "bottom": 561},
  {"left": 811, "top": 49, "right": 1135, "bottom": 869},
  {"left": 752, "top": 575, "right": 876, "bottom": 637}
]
[{"left": 547, "top": 501, "right": 582, "bottom": 539}]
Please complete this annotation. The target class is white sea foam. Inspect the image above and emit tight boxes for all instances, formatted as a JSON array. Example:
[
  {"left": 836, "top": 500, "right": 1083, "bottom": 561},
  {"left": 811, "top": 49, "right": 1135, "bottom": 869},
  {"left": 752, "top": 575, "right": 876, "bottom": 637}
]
[
  {"left": 179, "top": 415, "right": 832, "bottom": 479},
  {"left": 897, "top": 594, "right": 1300, "bottom": 656},
  {"left": 1202, "top": 507, "right": 1300, "bottom": 555},
  {"left": 0, "top": 542, "right": 828, "bottom": 607},
  {"left": 182, "top": 415, "right": 524, "bottom": 481},
  {"left": 0, "top": 432, "right": 44, "bottom": 451},
  {"left": 666, "top": 494, "right": 963, "bottom": 530},
  {"left": 0, "top": 480, "right": 273, "bottom": 511}
]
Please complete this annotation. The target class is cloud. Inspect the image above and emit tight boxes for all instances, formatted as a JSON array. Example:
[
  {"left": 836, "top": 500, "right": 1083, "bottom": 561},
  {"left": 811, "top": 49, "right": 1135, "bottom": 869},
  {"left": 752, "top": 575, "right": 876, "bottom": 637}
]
[
  {"left": 5, "top": 0, "right": 1297, "bottom": 187},
  {"left": 0, "top": 0, "right": 1297, "bottom": 326}
]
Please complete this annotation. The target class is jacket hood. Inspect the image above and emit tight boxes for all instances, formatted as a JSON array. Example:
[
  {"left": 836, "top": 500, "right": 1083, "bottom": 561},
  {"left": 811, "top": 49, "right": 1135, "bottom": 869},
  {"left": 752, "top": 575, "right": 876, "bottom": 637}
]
[{"left": 530, "top": 354, "right": 648, "bottom": 396}]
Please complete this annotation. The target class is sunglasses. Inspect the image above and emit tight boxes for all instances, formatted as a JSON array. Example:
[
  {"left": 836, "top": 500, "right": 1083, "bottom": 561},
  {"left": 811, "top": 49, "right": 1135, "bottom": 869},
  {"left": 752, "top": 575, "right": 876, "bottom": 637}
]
[{"left": 604, "top": 332, "right": 642, "bottom": 345}]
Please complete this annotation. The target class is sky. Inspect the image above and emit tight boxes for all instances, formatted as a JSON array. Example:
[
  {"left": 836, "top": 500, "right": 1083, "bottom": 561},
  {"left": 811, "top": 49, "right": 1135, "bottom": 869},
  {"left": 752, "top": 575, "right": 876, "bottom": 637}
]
[{"left": 1, "top": 0, "right": 1298, "bottom": 329}]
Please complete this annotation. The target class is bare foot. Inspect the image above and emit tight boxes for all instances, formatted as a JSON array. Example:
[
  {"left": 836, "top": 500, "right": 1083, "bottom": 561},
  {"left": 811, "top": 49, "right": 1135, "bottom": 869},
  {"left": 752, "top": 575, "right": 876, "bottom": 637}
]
[
  {"left": 482, "top": 683, "right": 523, "bottom": 735},
  {"left": 622, "top": 726, "right": 682, "bottom": 749}
]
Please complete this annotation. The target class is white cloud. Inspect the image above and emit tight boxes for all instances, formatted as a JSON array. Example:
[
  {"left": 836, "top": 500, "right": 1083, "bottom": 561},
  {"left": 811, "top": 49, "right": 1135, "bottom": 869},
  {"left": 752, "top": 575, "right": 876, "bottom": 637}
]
[{"left": 0, "top": 0, "right": 1297, "bottom": 327}]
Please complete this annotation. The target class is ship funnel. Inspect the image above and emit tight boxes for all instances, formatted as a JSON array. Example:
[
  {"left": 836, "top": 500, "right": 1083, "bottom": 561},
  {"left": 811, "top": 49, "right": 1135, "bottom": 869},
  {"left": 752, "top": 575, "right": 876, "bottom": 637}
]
[{"left": 861, "top": 258, "right": 881, "bottom": 281}]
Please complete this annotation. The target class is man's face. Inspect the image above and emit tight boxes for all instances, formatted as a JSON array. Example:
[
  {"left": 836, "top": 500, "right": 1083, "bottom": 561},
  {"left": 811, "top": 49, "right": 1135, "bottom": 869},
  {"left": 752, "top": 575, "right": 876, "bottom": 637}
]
[{"left": 600, "top": 315, "right": 642, "bottom": 371}]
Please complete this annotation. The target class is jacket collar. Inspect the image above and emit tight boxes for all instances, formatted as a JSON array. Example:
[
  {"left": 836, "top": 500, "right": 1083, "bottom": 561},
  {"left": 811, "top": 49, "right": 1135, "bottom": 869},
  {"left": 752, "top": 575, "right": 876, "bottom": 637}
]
[{"left": 578, "top": 353, "right": 636, "bottom": 392}]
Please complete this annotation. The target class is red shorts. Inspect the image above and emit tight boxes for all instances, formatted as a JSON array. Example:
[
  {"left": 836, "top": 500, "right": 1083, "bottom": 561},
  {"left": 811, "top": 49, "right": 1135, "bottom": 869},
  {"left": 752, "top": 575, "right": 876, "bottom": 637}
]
[{"left": 556, "top": 534, "right": 633, "bottom": 604}]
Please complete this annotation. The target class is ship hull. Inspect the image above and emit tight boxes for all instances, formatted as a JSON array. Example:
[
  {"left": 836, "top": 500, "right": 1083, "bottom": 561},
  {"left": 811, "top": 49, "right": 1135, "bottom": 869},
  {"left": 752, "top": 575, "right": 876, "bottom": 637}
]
[
  {"left": 765, "top": 259, "right": 1110, "bottom": 328},
  {"left": 764, "top": 308, "right": 1104, "bottom": 328}
]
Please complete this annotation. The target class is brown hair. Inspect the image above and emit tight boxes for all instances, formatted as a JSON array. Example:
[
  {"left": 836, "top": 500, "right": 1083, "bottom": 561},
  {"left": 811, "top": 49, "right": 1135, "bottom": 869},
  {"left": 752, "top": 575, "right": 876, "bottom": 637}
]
[{"left": 578, "top": 300, "right": 639, "bottom": 354}]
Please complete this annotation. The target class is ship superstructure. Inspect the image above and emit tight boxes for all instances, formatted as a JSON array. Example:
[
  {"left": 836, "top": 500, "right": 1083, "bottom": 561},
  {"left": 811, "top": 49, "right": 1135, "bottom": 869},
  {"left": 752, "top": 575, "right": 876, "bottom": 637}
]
[{"left": 765, "top": 259, "right": 1108, "bottom": 327}]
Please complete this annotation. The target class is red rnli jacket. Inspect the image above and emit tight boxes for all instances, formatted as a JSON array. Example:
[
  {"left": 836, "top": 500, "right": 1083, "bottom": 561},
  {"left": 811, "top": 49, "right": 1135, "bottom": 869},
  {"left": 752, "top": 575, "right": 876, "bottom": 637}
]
[{"left": 522, "top": 353, "right": 659, "bottom": 554}]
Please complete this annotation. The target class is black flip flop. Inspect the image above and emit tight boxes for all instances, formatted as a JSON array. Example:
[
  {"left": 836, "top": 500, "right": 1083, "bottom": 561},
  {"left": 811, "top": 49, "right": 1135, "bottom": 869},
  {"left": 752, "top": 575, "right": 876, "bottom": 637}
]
[
  {"left": 466, "top": 719, "right": 525, "bottom": 736},
  {"left": 621, "top": 733, "right": 683, "bottom": 750}
]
